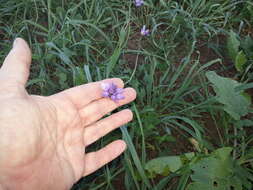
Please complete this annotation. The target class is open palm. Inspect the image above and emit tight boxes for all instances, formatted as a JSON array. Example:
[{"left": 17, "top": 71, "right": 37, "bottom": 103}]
[{"left": 0, "top": 38, "right": 136, "bottom": 190}]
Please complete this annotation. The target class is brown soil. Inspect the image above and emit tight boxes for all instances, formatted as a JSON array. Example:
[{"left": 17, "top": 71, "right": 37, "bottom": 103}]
[
  {"left": 122, "top": 32, "right": 145, "bottom": 69},
  {"left": 163, "top": 129, "right": 195, "bottom": 155},
  {"left": 195, "top": 35, "right": 237, "bottom": 78}
]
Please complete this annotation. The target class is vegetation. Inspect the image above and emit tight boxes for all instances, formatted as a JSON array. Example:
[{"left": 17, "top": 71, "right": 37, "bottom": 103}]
[{"left": 1, "top": 0, "right": 253, "bottom": 189}]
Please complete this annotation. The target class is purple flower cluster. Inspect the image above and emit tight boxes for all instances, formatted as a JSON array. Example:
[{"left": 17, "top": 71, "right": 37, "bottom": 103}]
[
  {"left": 133, "top": 0, "right": 150, "bottom": 36},
  {"left": 135, "top": 0, "right": 144, "bottom": 7},
  {"left": 141, "top": 25, "right": 149, "bottom": 36},
  {"left": 101, "top": 83, "right": 125, "bottom": 102}
]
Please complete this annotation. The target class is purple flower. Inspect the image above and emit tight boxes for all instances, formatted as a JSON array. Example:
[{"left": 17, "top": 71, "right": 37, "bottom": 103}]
[
  {"left": 141, "top": 25, "right": 149, "bottom": 36},
  {"left": 135, "top": 0, "right": 144, "bottom": 7},
  {"left": 101, "top": 83, "right": 125, "bottom": 102}
]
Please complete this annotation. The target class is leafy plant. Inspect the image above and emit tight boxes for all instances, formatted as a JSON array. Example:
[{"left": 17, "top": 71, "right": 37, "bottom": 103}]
[
  {"left": 187, "top": 147, "right": 253, "bottom": 190},
  {"left": 145, "top": 153, "right": 195, "bottom": 178},
  {"left": 206, "top": 71, "right": 251, "bottom": 120},
  {"left": 226, "top": 31, "right": 253, "bottom": 81}
]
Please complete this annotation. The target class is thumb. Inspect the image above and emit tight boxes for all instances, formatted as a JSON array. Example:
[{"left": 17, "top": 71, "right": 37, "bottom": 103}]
[{"left": 0, "top": 38, "right": 32, "bottom": 86}]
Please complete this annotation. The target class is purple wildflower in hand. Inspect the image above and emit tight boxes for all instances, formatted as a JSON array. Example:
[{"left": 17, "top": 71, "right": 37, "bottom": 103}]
[
  {"left": 135, "top": 0, "right": 144, "bottom": 7},
  {"left": 141, "top": 25, "right": 149, "bottom": 36},
  {"left": 101, "top": 83, "right": 125, "bottom": 102}
]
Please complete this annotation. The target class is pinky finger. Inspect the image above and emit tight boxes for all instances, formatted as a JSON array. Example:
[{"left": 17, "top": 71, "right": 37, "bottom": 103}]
[{"left": 83, "top": 140, "right": 126, "bottom": 176}]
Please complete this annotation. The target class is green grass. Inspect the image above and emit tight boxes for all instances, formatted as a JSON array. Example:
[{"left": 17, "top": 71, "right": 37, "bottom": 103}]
[{"left": 1, "top": 0, "right": 253, "bottom": 189}]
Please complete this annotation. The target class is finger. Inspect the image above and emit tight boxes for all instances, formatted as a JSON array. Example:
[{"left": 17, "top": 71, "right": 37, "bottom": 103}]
[
  {"left": 80, "top": 88, "right": 136, "bottom": 126},
  {"left": 83, "top": 109, "right": 133, "bottom": 146},
  {"left": 0, "top": 38, "right": 31, "bottom": 86},
  {"left": 83, "top": 140, "right": 126, "bottom": 176},
  {"left": 52, "top": 78, "right": 124, "bottom": 109}
]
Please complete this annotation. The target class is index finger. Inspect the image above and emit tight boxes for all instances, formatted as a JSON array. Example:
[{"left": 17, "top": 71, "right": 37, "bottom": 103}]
[{"left": 52, "top": 78, "right": 124, "bottom": 109}]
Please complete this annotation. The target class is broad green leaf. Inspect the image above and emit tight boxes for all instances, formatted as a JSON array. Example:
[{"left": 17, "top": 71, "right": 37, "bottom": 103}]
[
  {"left": 229, "top": 176, "right": 243, "bottom": 190},
  {"left": 187, "top": 177, "right": 242, "bottom": 190},
  {"left": 235, "top": 51, "right": 247, "bottom": 72},
  {"left": 187, "top": 147, "right": 244, "bottom": 190},
  {"left": 184, "top": 152, "right": 195, "bottom": 160},
  {"left": 206, "top": 71, "right": 250, "bottom": 120},
  {"left": 187, "top": 182, "right": 213, "bottom": 190},
  {"left": 227, "top": 30, "right": 240, "bottom": 62},
  {"left": 145, "top": 156, "right": 182, "bottom": 177},
  {"left": 181, "top": 152, "right": 196, "bottom": 165},
  {"left": 189, "top": 157, "right": 240, "bottom": 190},
  {"left": 187, "top": 180, "right": 227, "bottom": 190},
  {"left": 190, "top": 157, "right": 232, "bottom": 183},
  {"left": 213, "top": 147, "right": 232, "bottom": 161}
]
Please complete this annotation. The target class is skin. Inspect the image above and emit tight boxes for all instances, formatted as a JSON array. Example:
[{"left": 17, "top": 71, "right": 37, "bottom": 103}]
[{"left": 0, "top": 38, "right": 136, "bottom": 190}]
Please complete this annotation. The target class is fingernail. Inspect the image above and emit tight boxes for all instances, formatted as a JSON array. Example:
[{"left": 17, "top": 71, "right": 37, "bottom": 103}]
[{"left": 13, "top": 38, "right": 20, "bottom": 48}]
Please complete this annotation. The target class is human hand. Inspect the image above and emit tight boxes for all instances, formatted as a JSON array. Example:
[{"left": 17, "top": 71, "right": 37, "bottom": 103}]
[{"left": 0, "top": 38, "right": 136, "bottom": 190}]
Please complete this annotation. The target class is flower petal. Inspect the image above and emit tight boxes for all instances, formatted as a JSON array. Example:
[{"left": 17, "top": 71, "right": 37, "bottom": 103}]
[
  {"left": 116, "top": 94, "right": 125, "bottom": 100},
  {"left": 111, "top": 95, "right": 117, "bottom": 101},
  {"left": 116, "top": 88, "right": 124, "bottom": 94},
  {"left": 102, "top": 91, "right": 110, "bottom": 97},
  {"left": 101, "top": 83, "right": 110, "bottom": 91}
]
